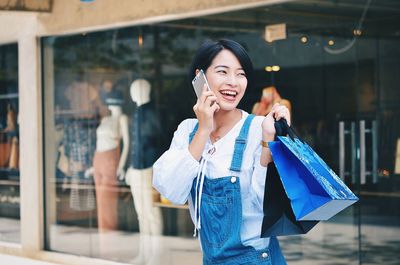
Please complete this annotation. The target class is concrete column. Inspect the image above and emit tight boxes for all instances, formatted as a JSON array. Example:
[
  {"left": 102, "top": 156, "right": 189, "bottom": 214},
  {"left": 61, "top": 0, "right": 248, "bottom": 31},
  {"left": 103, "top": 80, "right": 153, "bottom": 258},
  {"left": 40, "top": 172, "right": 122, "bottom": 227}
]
[
  {"left": 19, "top": 35, "right": 43, "bottom": 253},
  {"left": 42, "top": 39, "right": 56, "bottom": 249}
]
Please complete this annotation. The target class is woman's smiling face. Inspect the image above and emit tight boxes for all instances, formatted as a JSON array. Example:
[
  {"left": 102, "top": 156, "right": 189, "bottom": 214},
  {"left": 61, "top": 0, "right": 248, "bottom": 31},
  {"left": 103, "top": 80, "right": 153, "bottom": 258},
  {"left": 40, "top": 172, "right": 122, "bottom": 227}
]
[{"left": 204, "top": 49, "right": 248, "bottom": 111}]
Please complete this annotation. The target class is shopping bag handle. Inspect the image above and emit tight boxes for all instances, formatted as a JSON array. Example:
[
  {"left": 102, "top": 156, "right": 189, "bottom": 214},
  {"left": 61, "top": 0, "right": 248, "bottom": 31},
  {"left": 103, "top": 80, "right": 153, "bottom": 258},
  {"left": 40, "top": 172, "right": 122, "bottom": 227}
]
[{"left": 274, "top": 119, "right": 303, "bottom": 143}]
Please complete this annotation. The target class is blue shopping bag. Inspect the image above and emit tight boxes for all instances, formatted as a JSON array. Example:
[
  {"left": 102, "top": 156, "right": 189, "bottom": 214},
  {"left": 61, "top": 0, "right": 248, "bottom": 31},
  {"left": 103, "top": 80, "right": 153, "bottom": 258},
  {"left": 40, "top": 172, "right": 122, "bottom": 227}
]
[
  {"left": 269, "top": 120, "right": 359, "bottom": 221},
  {"left": 261, "top": 161, "right": 319, "bottom": 237}
]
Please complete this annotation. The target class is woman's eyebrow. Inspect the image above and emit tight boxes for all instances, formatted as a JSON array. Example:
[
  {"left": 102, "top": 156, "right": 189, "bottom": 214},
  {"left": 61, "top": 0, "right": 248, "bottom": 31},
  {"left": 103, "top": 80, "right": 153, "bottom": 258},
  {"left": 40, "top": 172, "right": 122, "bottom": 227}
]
[
  {"left": 214, "top": 65, "right": 244, "bottom": 71},
  {"left": 214, "top": 65, "right": 229, "bottom": 69}
]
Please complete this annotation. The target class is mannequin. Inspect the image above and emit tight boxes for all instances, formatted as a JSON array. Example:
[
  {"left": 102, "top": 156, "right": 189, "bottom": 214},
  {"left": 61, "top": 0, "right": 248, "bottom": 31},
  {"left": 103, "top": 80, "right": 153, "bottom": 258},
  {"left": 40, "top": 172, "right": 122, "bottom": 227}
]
[
  {"left": 85, "top": 89, "right": 129, "bottom": 256},
  {"left": 252, "top": 86, "right": 292, "bottom": 116},
  {"left": 124, "top": 79, "right": 163, "bottom": 265}
]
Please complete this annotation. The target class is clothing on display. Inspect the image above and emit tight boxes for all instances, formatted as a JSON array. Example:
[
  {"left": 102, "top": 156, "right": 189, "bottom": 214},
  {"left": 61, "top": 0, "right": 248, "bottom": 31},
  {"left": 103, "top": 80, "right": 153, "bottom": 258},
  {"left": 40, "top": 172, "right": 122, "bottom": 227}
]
[
  {"left": 8, "top": 136, "right": 18, "bottom": 169},
  {"left": 4, "top": 104, "right": 18, "bottom": 133},
  {"left": 64, "top": 80, "right": 102, "bottom": 118},
  {"left": 57, "top": 145, "right": 70, "bottom": 176},
  {"left": 91, "top": 91, "right": 128, "bottom": 232},
  {"left": 93, "top": 147, "right": 120, "bottom": 231},
  {"left": 130, "top": 102, "right": 161, "bottom": 169},
  {"left": 0, "top": 133, "right": 11, "bottom": 167},
  {"left": 126, "top": 167, "right": 163, "bottom": 234},
  {"left": 69, "top": 172, "right": 95, "bottom": 212},
  {"left": 252, "top": 86, "right": 291, "bottom": 117},
  {"left": 127, "top": 79, "right": 163, "bottom": 264},
  {"left": 62, "top": 118, "right": 97, "bottom": 211},
  {"left": 95, "top": 115, "right": 121, "bottom": 151},
  {"left": 0, "top": 104, "right": 19, "bottom": 169}
]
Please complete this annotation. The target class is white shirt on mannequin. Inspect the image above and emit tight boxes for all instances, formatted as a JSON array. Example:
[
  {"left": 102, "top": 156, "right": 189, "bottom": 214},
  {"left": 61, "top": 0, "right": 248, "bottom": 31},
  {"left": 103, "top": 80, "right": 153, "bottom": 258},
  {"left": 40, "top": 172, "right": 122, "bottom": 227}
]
[{"left": 85, "top": 105, "right": 129, "bottom": 178}]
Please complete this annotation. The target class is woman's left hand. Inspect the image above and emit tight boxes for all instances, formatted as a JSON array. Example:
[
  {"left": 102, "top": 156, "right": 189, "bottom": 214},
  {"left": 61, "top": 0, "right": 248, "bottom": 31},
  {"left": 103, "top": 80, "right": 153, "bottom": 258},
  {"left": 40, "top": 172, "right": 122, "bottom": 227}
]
[{"left": 261, "top": 103, "right": 291, "bottom": 140}]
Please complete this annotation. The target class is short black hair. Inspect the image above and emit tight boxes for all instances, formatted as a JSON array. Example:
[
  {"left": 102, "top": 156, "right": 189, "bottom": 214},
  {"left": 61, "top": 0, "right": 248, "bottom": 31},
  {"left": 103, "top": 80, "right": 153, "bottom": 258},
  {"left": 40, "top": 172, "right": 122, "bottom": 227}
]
[{"left": 188, "top": 39, "right": 254, "bottom": 90}]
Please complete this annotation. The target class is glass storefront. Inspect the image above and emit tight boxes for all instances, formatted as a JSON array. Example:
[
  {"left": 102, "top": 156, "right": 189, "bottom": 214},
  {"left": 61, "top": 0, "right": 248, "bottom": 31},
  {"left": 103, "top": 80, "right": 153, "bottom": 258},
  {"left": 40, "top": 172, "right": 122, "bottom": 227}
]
[
  {"left": 42, "top": 0, "right": 400, "bottom": 264},
  {"left": 0, "top": 43, "right": 20, "bottom": 243}
]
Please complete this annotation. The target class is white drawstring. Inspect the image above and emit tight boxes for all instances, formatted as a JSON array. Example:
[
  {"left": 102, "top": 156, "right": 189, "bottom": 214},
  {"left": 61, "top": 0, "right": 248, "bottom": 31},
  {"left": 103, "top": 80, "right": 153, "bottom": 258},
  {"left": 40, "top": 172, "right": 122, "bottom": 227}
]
[
  {"left": 193, "top": 158, "right": 203, "bottom": 237},
  {"left": 193, "top": 154, "right": 210, "bottom": 237}
]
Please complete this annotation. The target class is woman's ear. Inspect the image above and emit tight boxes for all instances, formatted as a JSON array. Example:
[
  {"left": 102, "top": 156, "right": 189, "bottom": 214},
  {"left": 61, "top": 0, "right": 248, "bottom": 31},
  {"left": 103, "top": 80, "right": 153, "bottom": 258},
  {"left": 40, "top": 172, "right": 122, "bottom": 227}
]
[{"left": 195, "top": 69, "right": 200, "bottom": 76}]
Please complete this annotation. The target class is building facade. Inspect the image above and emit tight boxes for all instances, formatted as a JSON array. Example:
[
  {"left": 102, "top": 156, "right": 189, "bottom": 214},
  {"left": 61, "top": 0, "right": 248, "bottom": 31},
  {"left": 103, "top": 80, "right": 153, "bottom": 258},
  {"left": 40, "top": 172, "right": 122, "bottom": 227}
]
[{"left": 0, "top": 0, "right": 399, "bottom": 264}]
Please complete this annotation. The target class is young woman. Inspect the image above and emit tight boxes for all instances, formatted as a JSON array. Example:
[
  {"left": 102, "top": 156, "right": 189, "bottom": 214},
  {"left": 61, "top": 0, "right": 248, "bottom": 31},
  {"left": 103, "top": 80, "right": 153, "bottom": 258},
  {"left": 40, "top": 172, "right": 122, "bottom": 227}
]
[{"left": 153, "top": 39, "right": 290, "bottom": 264}]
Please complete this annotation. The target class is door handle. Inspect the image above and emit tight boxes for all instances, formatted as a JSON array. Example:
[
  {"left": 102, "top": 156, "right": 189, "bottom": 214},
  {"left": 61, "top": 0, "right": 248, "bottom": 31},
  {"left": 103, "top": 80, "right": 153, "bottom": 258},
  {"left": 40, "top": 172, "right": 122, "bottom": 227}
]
[
  {"left": 351, "top": 122, "right": 356, "bottom": 184},
  {"left": 339, "top": 121, "right": 356, "bottom": 184},
  {"left": 372, "top": 120, "right": 378, "bottom": 183},
  {"left": 360, "top": 120, "right": 366, "bottom": 185},
  {"left": 339, "top": 121, "right": 345, "bottom": 181}
]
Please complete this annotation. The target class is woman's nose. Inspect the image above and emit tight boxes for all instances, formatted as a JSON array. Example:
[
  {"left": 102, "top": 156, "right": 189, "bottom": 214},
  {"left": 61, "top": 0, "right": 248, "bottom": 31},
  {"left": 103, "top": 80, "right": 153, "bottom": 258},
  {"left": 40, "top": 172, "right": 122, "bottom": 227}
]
[{"left": 226, "top": 73, "right": 238, "bottom": 86}]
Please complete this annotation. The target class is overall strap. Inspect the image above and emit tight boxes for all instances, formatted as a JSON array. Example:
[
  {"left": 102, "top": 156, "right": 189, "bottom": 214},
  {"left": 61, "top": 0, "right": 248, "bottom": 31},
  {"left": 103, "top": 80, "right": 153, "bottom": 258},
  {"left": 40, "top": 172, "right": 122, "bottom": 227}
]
[
  {"left": 229, "top": 114, "right": 255, "bottom": 172},
  {"left": 189, "top": 122, "right": 199, "bottom": 144},
  {"left": 188, "top": 114, "right": 255, "bottom": 172}
]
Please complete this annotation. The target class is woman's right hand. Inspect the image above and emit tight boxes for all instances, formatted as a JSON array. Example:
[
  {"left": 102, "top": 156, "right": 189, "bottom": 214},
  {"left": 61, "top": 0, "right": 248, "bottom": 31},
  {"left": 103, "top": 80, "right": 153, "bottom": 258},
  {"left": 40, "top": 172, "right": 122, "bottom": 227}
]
[{"left": 193, "top": 85, "right": 220, "bottom": 134}]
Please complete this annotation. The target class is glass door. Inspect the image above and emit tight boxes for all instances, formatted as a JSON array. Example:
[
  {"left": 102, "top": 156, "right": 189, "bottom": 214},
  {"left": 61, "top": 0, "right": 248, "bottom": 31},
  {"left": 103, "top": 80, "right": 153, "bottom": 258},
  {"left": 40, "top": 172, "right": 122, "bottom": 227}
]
[
  {"left": 274, "top": 55, "right": 362, "bottom": 265},
  {"left": 255, "top": 1, "right": 400, "bottom": 263},
  {"left": 356, "top": 39, "right": 400, "bottom": 264}
]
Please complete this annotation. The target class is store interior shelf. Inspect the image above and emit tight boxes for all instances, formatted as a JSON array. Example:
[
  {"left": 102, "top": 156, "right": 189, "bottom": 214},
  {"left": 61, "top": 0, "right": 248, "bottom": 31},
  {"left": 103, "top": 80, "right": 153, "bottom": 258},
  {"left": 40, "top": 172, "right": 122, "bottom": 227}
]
[
  {"left": 0, "top": 168, "right": 19, "bottom": 181},
  {"left": 0, "top": 93, "right": 18, "bottom": 100},
  {"left": 0, "top": 179, "right": 19, "bottom": 186},
  {"left": 153, "top": 202, "right": 189, "bottom": 210}
]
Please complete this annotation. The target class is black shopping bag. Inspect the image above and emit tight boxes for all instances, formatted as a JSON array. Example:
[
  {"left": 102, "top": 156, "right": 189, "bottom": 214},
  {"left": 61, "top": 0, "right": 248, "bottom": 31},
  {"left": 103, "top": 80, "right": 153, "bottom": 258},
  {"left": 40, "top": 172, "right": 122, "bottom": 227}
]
[
  {"left": 261, "top": 161, "right": 318, "bottom": 237},
  {"left": 268, "top": 119, "right": 358, "bottom": 223}
]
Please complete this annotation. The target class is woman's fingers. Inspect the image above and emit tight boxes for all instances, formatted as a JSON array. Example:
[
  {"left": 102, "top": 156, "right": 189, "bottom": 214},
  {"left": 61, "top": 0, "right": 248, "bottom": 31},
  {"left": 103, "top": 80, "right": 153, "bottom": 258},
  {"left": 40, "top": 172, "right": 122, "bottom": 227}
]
[
  {"left": 193, "top": 99, "right": 199, "bottom": 112},
  {"left": 198, "top": 88, "right": 217, "bottom": 109},
  {"left": 270, "top": 103, "right": 280, "bottom": 113},
  {"left": 210, "top": 102, "right": 220, "bottom": 113},
  {"left": 271, "top": 104, "right": 291, "bottom": 125},
  {"left": 204, "top": 95, "right": 218, "bottom": 107},
  {"left": 199, "top": 91, "right": 214, "bottom": 101}
]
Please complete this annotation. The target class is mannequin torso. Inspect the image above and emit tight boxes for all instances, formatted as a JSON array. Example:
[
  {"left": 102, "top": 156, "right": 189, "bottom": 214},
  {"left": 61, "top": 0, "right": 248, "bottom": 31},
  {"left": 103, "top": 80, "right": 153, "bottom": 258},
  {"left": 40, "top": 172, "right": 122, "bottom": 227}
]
[
  {"left": 96, "top": 115, "right": 121, "bottom": 152},
  {"left": 86, "top": 105, "right": 129, "bottom": 178},
  {"left": 128, "top": 79, "right": 161, "bottom": 170}
]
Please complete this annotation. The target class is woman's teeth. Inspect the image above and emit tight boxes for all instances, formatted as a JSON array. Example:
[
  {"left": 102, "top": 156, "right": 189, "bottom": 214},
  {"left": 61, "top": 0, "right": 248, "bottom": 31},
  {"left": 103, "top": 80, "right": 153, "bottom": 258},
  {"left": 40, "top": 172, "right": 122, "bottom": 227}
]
[{"left": 221, "top": 90, "right": 237, "bottom": 96}]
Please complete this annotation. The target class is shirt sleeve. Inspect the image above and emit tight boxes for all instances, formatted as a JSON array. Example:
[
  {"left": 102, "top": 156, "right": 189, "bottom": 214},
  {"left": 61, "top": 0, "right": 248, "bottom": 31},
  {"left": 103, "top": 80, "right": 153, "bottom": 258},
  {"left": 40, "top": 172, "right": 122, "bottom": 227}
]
[
  {"left": 249, "top": 116, "right": 268, "bottom": 212},
  {"left": 153, "top": 119, "right": 200, "bottom": 205}
]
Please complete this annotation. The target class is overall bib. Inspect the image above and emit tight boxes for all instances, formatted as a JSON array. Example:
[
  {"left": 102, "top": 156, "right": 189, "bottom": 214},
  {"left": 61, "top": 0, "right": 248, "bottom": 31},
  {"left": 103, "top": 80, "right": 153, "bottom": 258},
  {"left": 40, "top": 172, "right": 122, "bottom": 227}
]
[{"left": 189, "top": 114, "right": 286, "bottom": 265}]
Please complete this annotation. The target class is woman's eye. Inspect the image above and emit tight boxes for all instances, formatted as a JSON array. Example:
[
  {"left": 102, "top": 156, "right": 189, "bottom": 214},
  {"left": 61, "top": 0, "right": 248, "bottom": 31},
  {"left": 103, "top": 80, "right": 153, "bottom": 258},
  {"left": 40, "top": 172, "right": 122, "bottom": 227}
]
[
  {"left": 217, "top": 70, "right": 227, "bottom": 74},
  {"left": 238, "top": 72, "right": 246, "bottom": 76}
]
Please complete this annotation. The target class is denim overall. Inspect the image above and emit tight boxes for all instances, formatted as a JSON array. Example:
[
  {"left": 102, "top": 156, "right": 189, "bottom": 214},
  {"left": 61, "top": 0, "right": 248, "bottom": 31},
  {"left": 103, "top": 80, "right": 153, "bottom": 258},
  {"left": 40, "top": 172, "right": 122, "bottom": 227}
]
[{"left": 189, "top": 114, "right": 287, "bottom": 265}]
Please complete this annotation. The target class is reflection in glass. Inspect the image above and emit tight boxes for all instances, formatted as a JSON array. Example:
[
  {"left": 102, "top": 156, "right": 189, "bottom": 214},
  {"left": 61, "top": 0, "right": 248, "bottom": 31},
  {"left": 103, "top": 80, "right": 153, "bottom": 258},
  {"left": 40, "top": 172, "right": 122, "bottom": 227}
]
[
  {"left": 42, "top": 1, "right": 400, "bottom": 264},
  {"left": 125, "top": 79, "right": 163, "bottom": 264},
  {"left": 0, "top": 43, "right": 20, "bottom": 243},
  {"left": 43, "top": 28, "right": 199, "bottom": 263}
]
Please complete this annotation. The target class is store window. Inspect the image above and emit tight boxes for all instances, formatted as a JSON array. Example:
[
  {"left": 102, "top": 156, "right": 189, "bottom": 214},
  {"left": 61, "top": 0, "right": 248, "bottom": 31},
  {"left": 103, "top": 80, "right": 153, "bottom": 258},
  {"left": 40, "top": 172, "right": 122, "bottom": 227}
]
[
  {"left": 0, "top": 43, "right": 20, "bottom": 243},
  {"left": 43, "top": 1, "right": 400, "bottom": 264},
  {"left": 42, "top": 27, "right": 201, "bottom": 263}
]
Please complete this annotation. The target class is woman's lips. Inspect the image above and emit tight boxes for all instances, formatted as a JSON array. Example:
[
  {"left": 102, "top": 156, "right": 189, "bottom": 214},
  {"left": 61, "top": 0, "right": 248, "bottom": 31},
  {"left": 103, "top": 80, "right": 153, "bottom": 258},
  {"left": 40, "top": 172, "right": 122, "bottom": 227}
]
[{"left": 220, "top": 90, "right": 238, "bottom": 102}]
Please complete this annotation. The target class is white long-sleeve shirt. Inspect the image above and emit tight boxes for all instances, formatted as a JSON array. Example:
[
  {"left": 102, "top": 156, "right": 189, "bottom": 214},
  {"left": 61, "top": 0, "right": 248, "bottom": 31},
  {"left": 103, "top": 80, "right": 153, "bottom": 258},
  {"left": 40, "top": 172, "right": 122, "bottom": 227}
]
[{"left": 153, "top": 111, "right": 270, "bottom": 249}]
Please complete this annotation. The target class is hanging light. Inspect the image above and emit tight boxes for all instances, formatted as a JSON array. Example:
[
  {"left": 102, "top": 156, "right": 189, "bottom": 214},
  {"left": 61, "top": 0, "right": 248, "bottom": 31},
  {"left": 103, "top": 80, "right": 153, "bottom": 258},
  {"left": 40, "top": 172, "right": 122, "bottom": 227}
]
[
  {"left": 272, "top": 65, "right": 280, "bottom": 72},
  {"left": 265, "top": 66, "right": 280, "bottom": 72},
  {"left": 300, "top": 36, "right": 308, "bottom": 43},
  {"left": 353, "top": 29, "right": 362, "bottom": 36},
  {"left": 138, "top": 34, "right": 143, "bottom": 47}
]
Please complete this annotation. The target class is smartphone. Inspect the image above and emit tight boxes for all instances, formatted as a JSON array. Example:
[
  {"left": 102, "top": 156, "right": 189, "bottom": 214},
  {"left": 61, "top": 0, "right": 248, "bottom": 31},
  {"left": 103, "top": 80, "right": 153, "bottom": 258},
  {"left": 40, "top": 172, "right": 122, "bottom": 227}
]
[{"left": 192, "top": 69, "right": 211, "bottom": 98}]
